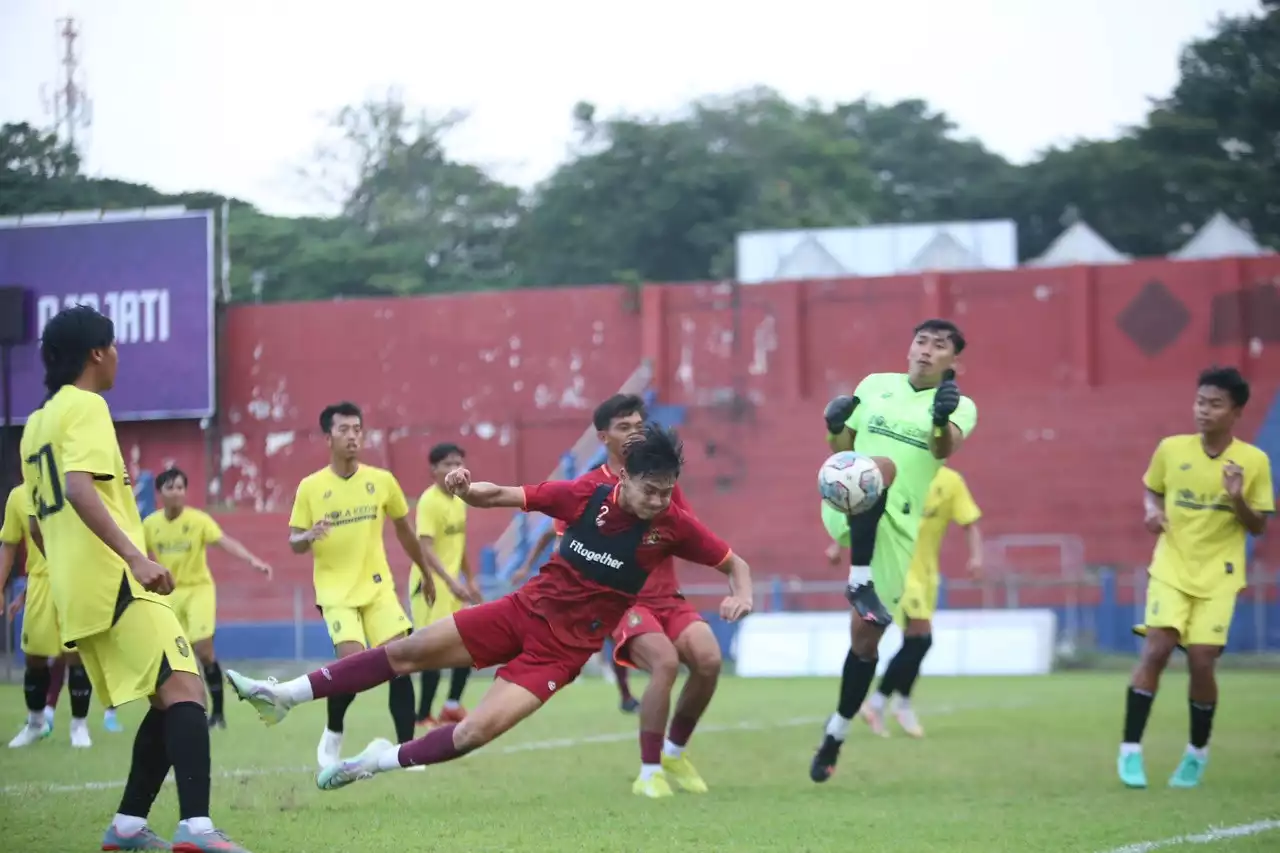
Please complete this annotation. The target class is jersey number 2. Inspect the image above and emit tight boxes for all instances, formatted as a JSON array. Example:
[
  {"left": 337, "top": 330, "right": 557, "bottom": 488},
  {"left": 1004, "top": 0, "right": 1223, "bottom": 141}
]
[{"left": 25, "top": 443, "right": 66, "bottom": 520}]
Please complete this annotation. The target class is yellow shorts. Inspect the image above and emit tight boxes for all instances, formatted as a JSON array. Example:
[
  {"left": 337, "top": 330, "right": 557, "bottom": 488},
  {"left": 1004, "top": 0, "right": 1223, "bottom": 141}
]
[
  {"left": 899, "top": 571, "right": 939, "bottom": 623},
  {"left": 168, "top": 583, "right": 217, "bottom": 643},
  {"left": 20, "top": 573, "right": 63, "bottom": 658},
  {"left": 75, "top": 598, "right": 200, "bottom": 708},
  {"left": 1143, "top": 576, "right": 1236, "bottom": 647},
  {"left": 322, "top": 583, "right": 412, "bottom": 650},
  {"left": 410, "top": 579, "right": 466, "bottom": 629}
]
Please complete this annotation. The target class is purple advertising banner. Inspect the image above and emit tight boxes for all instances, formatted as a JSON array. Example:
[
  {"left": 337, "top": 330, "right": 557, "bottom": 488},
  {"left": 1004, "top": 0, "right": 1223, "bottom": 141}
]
[{"left": 0, "top": 211, "right": 214, "bottom": 423}]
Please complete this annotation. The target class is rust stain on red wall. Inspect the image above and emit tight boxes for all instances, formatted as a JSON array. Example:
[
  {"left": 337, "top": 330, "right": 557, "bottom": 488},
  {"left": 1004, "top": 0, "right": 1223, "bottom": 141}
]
[{"left": 121, "top": 258, "right": 1280, "bottom": 618}]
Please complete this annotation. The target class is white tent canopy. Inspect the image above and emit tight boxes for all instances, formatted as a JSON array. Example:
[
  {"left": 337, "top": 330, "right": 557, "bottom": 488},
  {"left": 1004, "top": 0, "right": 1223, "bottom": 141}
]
[
  {"left": 1171, "top": 212, "right": 1272, "bottom": 260},
  {"left": 1028, "top": 221, "right": 1129, "bottom": 267}
]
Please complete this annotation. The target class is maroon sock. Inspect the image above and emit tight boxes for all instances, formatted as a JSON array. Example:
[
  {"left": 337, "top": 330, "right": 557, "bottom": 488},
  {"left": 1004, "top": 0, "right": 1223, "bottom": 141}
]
[
  {"left": 640, "top": 730, "right": 663, "bottom": 765},
  {"left": 306, "top": 647, "right": 396, "bottom": 700},
  {"left": 667, "top": 714, "right": 698, "bottom": 747},
  {"left": 46, "top": 658, "right": 67, "bottom": 708},
  {"left": 397, "top": 723, "right": 467, "bottom": 768},
  {"left": 613, "top": 661, "right": 633, "bottom": 702}
]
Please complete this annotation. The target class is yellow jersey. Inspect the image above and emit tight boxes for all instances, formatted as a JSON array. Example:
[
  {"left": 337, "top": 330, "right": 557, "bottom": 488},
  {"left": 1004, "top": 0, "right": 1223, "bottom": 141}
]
[
  {"left": 1, "top": 485, "right": 47, "bottom": 577},
  {"left": 1144, "top": 435, "right": 1274, "bottom": 598},
  {"left": 908, "top": 467, "right": 982, "bottom": 579},
  {"left": 143, "top": 508, "right": 224, "bottom": 587},
  {"left": 289, "top": 464, "right": 409, "bottom": 608},
  {"left": 408, "top": 484, "right": 467, "bottom": 595},
  {"left": 20, "top": 387, "right": 157, "bottom": 643}
]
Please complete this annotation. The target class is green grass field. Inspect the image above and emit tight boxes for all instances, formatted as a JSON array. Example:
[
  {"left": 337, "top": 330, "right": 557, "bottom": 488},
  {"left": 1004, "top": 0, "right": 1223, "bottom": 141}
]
[{"left": 2, "top": 671, "right": 1277, "bottom": 852}]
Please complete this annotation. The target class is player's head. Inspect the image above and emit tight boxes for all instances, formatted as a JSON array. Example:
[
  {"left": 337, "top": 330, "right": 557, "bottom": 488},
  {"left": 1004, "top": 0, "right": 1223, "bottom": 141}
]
[
  {"left": 1195, "top": 366, "right": 1249, "bottom": 435},
  {"left": 593, "top": 394, "right": 647, "bottom": 461},
  {"left": 617, "top": 422, "right": 683, "bottom": 519},
  {"left": 907, "top": 319, "right": 965, "bottom": 385},
  {"left": 428, "top": 442, "right": 465, "bottom": 486},
  {"left": 156, "top": 467, "right": 188, "bottom": 511},
  {"left": 320, "top": 401, "right": 363, "bottom": 461},
  {"left": 40, "top": 305, "right": 118, "bottom": 396}
]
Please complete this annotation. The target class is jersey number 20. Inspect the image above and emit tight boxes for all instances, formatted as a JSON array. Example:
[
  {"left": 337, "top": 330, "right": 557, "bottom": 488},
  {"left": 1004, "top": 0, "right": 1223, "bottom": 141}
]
[{"left": 25, "top": 444, "right": 66, "bottom": 520}]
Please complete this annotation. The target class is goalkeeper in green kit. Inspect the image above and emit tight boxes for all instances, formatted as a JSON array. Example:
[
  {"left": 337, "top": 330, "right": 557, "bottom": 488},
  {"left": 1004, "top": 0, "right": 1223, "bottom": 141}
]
[{"left": 809, "top": 319, "right": 978, "bottom": 783}]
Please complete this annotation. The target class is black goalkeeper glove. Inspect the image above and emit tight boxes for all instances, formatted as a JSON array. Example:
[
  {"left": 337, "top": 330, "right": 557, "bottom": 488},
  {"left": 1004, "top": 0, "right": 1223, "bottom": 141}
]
[
  {"left": 824, "top": 395, "right": 859, "bottom": 435},
  {"left": 931, "top": 369, "right": 960, "bottom": 427}
]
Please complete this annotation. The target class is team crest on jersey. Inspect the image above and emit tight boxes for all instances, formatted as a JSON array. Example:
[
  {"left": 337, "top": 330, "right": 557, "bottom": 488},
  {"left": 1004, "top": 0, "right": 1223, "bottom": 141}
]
[
  {"left": 366, "top": 482, "right": 376, "bottom": 494},
  {"left": 628, "top": 611, "right": 642, "bottom": 627},
  {"left": 182, "top": 524, "right": 190, "bottom": 534},
  {"left": 643, "top": 530, "right": 663, "bottom": 546},
  {"left": 175, "top": 637, "right": 190, "bottom": 658},
  {"left": 323, "top": 490, "right": 332, "bottom": 500}
]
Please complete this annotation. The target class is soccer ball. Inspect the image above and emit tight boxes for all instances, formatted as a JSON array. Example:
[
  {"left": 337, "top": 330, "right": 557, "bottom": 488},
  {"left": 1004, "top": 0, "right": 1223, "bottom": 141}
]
[{"left": 818, "top": 451, "right": 884, "bottom": 516}]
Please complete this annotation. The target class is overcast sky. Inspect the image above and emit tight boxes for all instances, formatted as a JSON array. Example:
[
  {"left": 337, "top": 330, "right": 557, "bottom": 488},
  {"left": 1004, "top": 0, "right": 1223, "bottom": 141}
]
[{"left": 0, "top": 0, "right": 1264, "bottom": 218}]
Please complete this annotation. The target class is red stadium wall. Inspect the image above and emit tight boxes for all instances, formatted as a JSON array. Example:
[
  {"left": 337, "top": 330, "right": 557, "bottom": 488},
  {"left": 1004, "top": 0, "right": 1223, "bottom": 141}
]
[{"left": 119, "top": 257, "right": 1280, "bottom": 620}]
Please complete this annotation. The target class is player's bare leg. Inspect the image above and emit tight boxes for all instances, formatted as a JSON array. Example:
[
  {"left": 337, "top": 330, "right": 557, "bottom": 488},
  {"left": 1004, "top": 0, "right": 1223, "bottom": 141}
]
[
  {"left": 811, "top": 616, "right": 885, "bottom": 782},
  {"left": 624, "top": 633, "right": 681, "bottom": 797},
  {"left": 1170, "top": 644, "right": 1220, "bottom": 788},
  {"left": 1118, "top": 627, "right": 1179, "bottom": 788},
  {"left": 867, "top": 618, "right": 932, "bottom": 738},
  {"left": 383, "top": 631, "right": 420, "bottom": 764},
  {"left": 318, "top": 677, "right": 542, "bottom": 791},
  {"left": 192, "top": 638, "right": 226, "bottom": 731},
  {"left": 106, "top": 669, "right": 249, "bottom": 852},
  {"left": 9, "top": 655, "right": 52, "bottom": 748},
  {"left": 662, "top": 622, "right": 721, "bottom": 793}
]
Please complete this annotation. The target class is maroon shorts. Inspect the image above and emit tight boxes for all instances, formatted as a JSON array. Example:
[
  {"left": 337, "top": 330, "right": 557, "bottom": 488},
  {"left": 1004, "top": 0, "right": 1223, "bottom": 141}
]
[
  {"left": 611, "top": 599, "right": 704, "bottom": 669},
  {"left": 453, "top": 594, "right": 594, "bottom": 703}
]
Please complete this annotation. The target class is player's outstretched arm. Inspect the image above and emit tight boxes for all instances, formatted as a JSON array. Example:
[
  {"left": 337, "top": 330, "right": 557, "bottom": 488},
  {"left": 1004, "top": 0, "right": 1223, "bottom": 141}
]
[
  {"left": 443, "top": 468, "right": 525, "bottom": 509},
  {"left": 216, "top": 534, "right": 273, "bottom": 578},
  {"left": 514, "top": 526, "right": 557, "bottom": 581}
]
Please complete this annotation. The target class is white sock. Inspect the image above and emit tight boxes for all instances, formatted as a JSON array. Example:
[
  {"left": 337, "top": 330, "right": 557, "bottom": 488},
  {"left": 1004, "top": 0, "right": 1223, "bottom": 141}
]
[
  {"left": 112, "top": 814, "right": 148, "bottom": 835},
  {"left": 1187, "top": 744, "right": 1208, "bottom": 760},
  {"left": 443, "top": 699, "right": 460, "bottom": 710},
  {"left": 868, "top": 693, "right": 886, "bottom": 712},
  {"left": 825, "top": 713, "right": 852, "bottom": 741},
  {"left": 104, "top": 708, "right": 117, "bottom": 721},
  {"left": 43, "top": 705, "right": 55, "bottom": 720},
  {"left": 71, "top": 717, "right": 88, "bottom": 728},
  {"left": 662, "top": 739, "right": 684, "bottom": 759},
  {"left": 376, "top": 744, "right": 403, "bottom": 772},
  {"left": 279, "top": 675, "right": 313, "bottom": 705},
  {"left": 179, "top": 817, "right": 214, "bottom": 835},
  {"left": 27, "top": 710, "right": 43, "bottom": 727},
  {"left": 847, "top": 565, "right": 872, "bottom": 587},
  {"left": 639, "top": 763, "right": 661, "bottom": 781},
  {"left": 897, "top": 696, "right": 912, "bottom": 712},
  {"left": 1120, "top": 743, "right": 1142, "bottom": 757}
]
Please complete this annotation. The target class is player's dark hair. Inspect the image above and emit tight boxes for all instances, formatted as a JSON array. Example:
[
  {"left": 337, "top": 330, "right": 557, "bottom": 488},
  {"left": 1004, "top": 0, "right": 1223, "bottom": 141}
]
[
  {"left": 39, "top": 305, "right": 115, "bottom": 397},
  {"left": 593, "top": 394, "right": 647, "bottom": 431},
  {"left": 319, "top": 401, "right": 363, "bottom": 433},
  {"left": 1197, "top": 366, "right": 1249, "bottom": 408},
  {"left": 428, "top": 442, "right": 464, "bottom": 466},
  {"left": 156, "top": 467, "right": 188, "bottom": 490},
  {"left": 913, "top": 318, "right": 966, "bottom": 354},
  {"left": 622, "top": 423, "right": 683, "bottom": 479}
]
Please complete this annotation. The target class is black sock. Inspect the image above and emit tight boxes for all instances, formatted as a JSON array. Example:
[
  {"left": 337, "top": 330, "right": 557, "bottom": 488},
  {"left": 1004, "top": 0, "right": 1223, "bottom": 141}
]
[
  {"left": 68, "top": 665, "right": 93, "bottom": 719},
  {"left": 836, "top": 649, "right": 879, "bottom": 720},
  {"left": 447, "top": 667, "right": 470, "bottom": 704},
  {"left": 1189, "top": 701, "right": 1216, "bottom": 749},
  {"left": 388, "top": 675, "right": 416, "bottom": 743},
  {"left": 876, "top": 651, "right": 908, "bottom": 698},
  {"left": 164, "top": 701, "right": 211, "bottom": 821},
  {"left": 418, "top": 670, "right": 442, "bottom": 719},
  {"left": 203, "top": 661, "right": 224, "bottom": 717},
  {"left": 897, "top": 635, "right": 933, "bottom": 698},
  {"left": 23, "top": 665, "right": 51, "bottom": 713},
  {"left": 117, "top": 708, "right": 171, "bottom": 819},
  {"left": 327, "top": 693, "right": 355, "bottom": 733},
  {"left": 1123, "top": 686, "right": 1155, "bottom": 744}
]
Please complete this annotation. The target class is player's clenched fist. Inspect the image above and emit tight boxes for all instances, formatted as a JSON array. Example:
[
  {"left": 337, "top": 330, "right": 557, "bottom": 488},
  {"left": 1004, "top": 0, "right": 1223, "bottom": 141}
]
[
  {"left": 444, "top": 467, "right": 472, "bottom": 496},
  {"left": 824, "top": 395, "right": 860, "bottom": 435},
  {"left": 931, "top": 370, "right": 961, "bottom": 426},
  {"left": 128, "top": 554, "right": 175, "bottom": 594},
  {"left": 719, "top": 594, "right": 753, "bottom": 622}
]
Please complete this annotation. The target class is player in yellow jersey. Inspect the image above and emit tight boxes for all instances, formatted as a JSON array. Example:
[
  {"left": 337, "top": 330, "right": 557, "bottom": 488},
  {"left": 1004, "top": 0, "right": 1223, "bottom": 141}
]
[
  {"left": 852, "top": 466, "right": 982, "bottom": 737},
  {"left": 1119, "top": 367, "right": 1273, "bottom": 791},
  {"left": 144, "top": 466, "right": 273, "bottom": 729},
  {"left": 22, "top": 305, "right": 249, "bottom": 851},
  {"left": 288, "top": 401, "right": 461, "bottom": 771},
  {"left": 410, "top": 442, "right": 481, "bottom": 729},
  {"left": 2, "top": 481, "right": 93, "bottom": 747}
]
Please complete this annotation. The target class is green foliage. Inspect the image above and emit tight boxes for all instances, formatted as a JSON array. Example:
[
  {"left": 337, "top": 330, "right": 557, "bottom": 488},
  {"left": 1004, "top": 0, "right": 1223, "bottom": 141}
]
[{"left": 2, "top": 6, "right": 1276, "bottom": 301}]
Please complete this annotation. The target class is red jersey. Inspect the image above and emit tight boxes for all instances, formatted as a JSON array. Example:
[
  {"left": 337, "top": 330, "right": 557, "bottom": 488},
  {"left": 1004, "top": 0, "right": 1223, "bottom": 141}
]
[
  {"left": 552, "top": 464, "right": 688, "bottom": 602},
  {"left": 518, "top": 477, "right": 729, "bottom": 650}
]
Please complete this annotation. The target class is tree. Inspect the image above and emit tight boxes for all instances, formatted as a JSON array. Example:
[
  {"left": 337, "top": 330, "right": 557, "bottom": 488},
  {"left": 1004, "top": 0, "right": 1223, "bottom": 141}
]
[{"left": 0, "top": 122, "right": 81, "bottom": 214}]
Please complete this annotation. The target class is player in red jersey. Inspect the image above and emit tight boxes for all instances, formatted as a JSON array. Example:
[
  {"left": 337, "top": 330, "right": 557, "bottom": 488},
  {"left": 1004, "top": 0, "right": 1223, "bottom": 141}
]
[
  {"left": 225, "top": 424, "right": 754, "bottom": 793},
  {"left": 516, "top": 394, "right": 729, "bottom": 797}
]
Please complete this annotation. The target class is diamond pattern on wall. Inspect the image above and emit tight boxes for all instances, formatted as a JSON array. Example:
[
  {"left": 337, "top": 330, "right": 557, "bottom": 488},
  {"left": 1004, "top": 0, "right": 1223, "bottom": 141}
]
[{"left": 1117, "top": 280, "right": 1190, "bottom": 356}]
